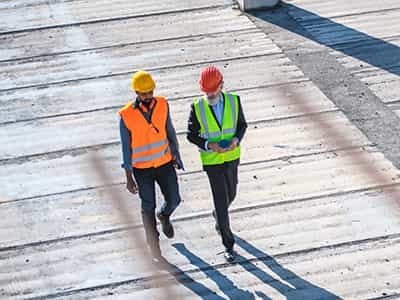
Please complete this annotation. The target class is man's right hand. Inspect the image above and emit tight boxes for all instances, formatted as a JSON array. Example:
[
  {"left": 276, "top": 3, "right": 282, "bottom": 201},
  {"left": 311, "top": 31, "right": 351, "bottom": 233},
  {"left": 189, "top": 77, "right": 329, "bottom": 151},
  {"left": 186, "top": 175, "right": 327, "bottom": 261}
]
[
  {"left": 207, "top": 142, "right": 226, "bottom": 153},
  {"left": 126, "top": 178, "right": 138, "bottom": 194},
  {"left": 125, "top": 170, "right": 138, "bottom": 194}
]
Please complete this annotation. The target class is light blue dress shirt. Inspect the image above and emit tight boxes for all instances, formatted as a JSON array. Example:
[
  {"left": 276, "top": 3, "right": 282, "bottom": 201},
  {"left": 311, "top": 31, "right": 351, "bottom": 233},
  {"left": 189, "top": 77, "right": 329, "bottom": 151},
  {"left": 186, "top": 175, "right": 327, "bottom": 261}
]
[{"left": 205, "top": 93, "right": 225, "bottom": 150}]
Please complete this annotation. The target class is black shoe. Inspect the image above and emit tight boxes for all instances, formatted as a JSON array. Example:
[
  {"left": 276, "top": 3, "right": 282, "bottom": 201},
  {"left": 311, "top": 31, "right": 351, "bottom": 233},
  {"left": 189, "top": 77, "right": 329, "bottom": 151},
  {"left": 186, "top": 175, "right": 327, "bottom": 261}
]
[
  {"left": 157, "top": 212, "right": 174, "bottom": 238},
  {"left": 224, "top": 249, "right": 237, "bottom": 263}
]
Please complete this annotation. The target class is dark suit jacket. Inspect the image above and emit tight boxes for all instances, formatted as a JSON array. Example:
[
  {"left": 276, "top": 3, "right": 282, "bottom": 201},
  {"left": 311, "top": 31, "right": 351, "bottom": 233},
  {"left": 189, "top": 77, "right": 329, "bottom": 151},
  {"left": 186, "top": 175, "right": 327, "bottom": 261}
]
[{"left": 186, "top": 95, "right": 248, "bottom": 151}]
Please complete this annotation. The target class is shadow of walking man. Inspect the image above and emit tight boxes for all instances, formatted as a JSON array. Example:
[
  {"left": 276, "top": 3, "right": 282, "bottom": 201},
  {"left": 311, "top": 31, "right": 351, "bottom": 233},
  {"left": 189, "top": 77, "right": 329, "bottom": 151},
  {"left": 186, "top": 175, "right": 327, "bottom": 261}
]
[
  {"left": 171, "top": 242, "right": 255, "bottom": 299},
  {"left": 163, "top": 260, "right": 226, "bottom": 300},
  {"left": 165, "top": 238, "right": 341, "bottom": 299},
  {"left": 235, "top": 235, "right": 343, "bottom": 300}
]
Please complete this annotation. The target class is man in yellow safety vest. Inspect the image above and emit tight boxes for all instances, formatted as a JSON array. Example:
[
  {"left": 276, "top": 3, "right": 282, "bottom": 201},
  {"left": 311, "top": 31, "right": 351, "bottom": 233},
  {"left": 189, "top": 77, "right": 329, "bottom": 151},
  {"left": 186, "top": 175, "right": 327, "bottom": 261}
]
[{"left": 187, "top": 66, "right": 248, "bottom": 263}]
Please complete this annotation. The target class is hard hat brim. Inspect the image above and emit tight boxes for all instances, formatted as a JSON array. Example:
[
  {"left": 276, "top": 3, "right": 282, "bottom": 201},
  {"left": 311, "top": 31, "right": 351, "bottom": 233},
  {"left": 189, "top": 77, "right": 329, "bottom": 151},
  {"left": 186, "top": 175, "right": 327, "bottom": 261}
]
[{"left": 135, "top": 87, "right": 155, "bottom": 93}]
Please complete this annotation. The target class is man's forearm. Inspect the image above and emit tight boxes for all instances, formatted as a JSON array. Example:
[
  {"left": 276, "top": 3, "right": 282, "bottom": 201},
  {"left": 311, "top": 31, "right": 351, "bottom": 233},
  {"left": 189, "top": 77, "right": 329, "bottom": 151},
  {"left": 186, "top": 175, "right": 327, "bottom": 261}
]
[
  {"left": 235, "top": 97, "right": 248, "bottom": 143},
  {"left": 235, "top": 126, "right": 247, "bottom": 143},
  {"left": 187, "top": 133, "right": 208, "bottom": 150},
  {"left": 166, "top": 110, "right": 180, "bottom": 157},
  {"left": 119, "top": 118, "right": 133, "bottom": 170},
  {"left": 187, "top": 105, "right": 208, "bottom": 150}
]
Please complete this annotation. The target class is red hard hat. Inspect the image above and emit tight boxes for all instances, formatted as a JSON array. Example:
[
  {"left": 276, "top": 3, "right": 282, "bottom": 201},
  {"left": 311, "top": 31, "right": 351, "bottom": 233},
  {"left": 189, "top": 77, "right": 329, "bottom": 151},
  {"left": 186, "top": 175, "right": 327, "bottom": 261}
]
[{"left": 199, "top": 66, "right": 223, "bottom": 93}]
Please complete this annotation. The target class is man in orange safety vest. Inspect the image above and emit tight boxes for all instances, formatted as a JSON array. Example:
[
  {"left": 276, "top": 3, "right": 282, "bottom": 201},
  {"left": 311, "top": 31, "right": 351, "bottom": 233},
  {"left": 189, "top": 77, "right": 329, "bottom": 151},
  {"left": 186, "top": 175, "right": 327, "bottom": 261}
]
[{"left": 119, "top": 70, "right": 184, "bottom": 263}]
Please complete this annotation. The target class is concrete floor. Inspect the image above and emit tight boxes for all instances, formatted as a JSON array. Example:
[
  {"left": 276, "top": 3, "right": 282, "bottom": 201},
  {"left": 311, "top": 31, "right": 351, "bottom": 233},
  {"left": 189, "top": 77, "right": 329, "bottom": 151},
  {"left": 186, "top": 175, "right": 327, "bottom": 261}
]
[{"left": 1, "top": 0, "right": 400, "bottom": 299}]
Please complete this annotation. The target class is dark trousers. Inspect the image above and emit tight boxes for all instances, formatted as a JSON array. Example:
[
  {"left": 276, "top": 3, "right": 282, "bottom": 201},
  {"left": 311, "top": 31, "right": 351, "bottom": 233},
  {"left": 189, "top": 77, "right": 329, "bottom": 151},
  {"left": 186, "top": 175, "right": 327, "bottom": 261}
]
[
  {"left": 133, "top": 161, "right": 181, "bottom": 249},
  {"left": 204, "top": 159, "right": 239, "bottom": 251}
]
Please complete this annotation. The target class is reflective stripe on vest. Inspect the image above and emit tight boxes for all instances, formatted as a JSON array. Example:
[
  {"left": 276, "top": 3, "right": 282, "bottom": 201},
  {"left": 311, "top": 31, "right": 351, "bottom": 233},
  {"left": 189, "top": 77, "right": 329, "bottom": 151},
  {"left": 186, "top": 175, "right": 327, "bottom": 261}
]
[
  {"left": 132, "top": 146, "right": 169, "bottom": 163},
  {"left": 197, "top": 93, "right": 237, "bottom": 139},
  {"left": 131, "top": 139, "right": 168, "bottom": 154},
  {"left": 199, "top": 128, "right": 236, "bottom": 140}
]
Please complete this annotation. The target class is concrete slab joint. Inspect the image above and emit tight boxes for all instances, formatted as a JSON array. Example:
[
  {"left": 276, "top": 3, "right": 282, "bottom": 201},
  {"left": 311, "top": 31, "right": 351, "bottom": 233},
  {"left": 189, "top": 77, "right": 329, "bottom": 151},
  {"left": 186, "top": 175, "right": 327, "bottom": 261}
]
[{"left": 237, "top": 0, "right": 280, "bottom": 11}]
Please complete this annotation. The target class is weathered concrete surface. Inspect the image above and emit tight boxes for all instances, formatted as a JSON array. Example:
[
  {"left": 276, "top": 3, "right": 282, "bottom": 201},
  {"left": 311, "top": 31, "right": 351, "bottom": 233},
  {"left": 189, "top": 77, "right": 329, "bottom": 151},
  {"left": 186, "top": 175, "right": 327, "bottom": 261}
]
[
  {"left": 0, "top": 56, "right": 305, "bottom": 124},
  {"left": 1, "top": 122, "right": 379, "bottom": 201},
  {"left": 248, "top": 1, "right": 400, "bottom": 171},
  {"left": 0, "top": 29, "right": 281, "bottom": 90},
  {"left": 0, "top": 0, "right": 232, "bottom": 33},
  {"left": 2, "top": 147, "right": 397, "bottom": 248},
  {"left": 284, "top": 0, "right": 400, "bottom": 106},
  {"left": 1, "top": 104, "right": 343, "bottom": 160},
  {"left": 0, "top": 7, "right": 255, "bottom": 61},
  {"left": 1, "top": 0, "right": 400, "bottom": 299},
  {"left": 2, "top": 187, "right": 400, "bottom": 299}
]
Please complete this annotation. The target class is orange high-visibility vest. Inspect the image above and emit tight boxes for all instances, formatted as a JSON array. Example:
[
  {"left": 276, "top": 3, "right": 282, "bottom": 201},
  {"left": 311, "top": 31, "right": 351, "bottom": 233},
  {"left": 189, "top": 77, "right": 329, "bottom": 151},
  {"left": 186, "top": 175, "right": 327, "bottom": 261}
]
[{"left": 119, "top": 96, "right": 172, "bottom": 169}]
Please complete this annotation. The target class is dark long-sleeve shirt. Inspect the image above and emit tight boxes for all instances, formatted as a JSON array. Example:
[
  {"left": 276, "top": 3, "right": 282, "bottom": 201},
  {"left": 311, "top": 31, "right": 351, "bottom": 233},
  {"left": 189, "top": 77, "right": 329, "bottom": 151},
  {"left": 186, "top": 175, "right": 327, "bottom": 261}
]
[
  {"left": 187, "top": 94, "right": 248, "bottom": 151},
  {"left": 120, "top": 99, "right": 184, "bottom": 171}
]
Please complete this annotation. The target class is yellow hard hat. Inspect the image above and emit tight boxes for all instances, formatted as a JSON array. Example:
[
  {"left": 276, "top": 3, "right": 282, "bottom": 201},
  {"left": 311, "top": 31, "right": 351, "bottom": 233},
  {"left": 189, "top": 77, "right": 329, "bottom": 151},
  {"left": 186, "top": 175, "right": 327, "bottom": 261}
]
[{"left": 131, "top": 70, "right": 156, "bottom": 93}]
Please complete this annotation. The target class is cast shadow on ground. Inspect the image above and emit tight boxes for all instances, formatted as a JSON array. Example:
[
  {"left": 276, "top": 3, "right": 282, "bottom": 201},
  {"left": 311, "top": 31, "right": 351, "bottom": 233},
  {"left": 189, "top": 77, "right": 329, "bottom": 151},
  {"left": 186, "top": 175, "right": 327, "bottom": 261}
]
[
  {"left": 234, "top": 235, "right": 342, "bottom": 300},
  {"left": 251, "top": 1, "right": 400, "bottom": 78},
  {"left": 165, "top": 237, "right": 341, "bottom": 299},
  {"left": 170, "top": 242, "right": 255, "bottom": 299}
]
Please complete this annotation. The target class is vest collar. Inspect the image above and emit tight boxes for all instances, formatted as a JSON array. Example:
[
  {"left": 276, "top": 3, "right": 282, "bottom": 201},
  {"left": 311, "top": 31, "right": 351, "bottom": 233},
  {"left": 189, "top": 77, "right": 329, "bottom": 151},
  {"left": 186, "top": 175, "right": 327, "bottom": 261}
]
[{"left": 134, "top": 97, "right": 156, "bottom": 112}]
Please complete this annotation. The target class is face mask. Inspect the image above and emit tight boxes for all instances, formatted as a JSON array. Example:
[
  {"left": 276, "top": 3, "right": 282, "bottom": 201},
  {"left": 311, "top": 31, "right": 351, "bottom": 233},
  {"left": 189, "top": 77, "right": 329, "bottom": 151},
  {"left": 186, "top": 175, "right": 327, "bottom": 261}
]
[
  {"left": 141, "top": 97, "right": 153, "bottom": 103},
  {"left": 207, "top": 93, "right": 220, "bottom": 106}
]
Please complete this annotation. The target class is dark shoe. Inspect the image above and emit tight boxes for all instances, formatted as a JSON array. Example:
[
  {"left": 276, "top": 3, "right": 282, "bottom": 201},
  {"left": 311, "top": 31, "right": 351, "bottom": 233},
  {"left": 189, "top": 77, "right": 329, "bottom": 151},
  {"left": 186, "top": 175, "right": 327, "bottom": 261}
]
[
  {"left": 224, "top": 249, "right": 237, "bottom": 263},
  {"left": 157, "top": 212, "right": 174, "bottom": 238},
  {"left": 212, "top": 210, "right": 220, "bottom": 235}
]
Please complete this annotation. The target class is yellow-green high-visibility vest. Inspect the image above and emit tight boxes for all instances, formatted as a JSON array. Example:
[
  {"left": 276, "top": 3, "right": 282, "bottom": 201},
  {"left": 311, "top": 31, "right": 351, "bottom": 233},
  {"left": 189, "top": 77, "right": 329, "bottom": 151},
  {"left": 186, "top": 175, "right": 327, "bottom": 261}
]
[{"left": 194, "top": 92, "right": 241, "bottom": 166}]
